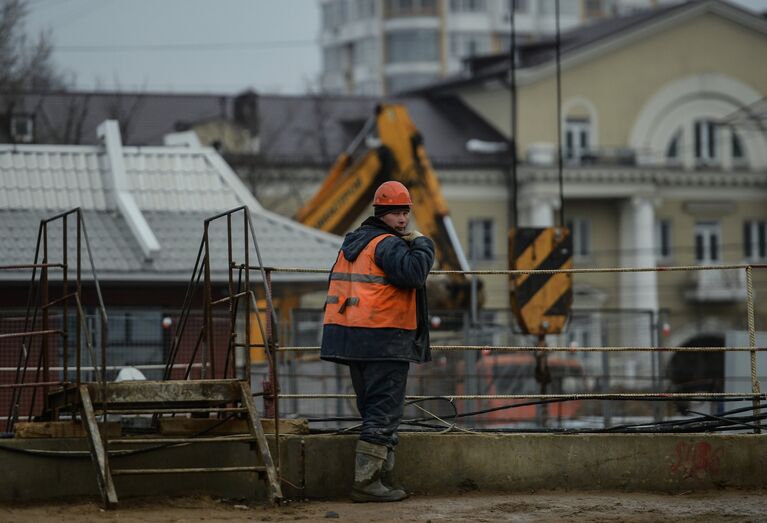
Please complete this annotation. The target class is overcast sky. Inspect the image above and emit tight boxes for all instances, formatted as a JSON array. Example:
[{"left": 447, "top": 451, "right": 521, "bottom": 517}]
[
  {"left": 24, "top": 0, "right": 767, "bottom": 96},
  {"left": 26, "top": 0, "right": 321, "bottom": 94}
]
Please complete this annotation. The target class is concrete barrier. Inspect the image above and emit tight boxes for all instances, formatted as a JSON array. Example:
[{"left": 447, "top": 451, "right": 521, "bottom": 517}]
[{"left": 2, "top": 433, "right": 766, "bottom": 503}]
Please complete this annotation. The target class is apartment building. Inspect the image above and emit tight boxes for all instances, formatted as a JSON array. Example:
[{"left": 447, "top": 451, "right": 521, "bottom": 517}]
[{"left": 409, "top": 0, "right": 767, "bottom": 385}]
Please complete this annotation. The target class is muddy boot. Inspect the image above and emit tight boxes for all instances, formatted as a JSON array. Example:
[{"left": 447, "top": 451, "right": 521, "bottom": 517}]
[
  {"left": 351, "top": 441, "right": 407, "bottom": 502},
  {"left": 381, "top": 449, "right": 408, "bottom": 498}
]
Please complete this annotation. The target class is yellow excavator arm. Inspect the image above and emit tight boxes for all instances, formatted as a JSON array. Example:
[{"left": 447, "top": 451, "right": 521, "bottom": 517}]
[{"left": 295, "top": 103, "right": 476, "bottom": 309}]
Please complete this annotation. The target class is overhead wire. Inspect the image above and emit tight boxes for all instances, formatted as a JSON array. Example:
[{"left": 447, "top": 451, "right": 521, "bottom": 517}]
[
  {"left": 555, "top": 0, "right": 565, "bottom": 227},
  {"left": 50, "top": 39, "right": 318, "bottom": 53}
]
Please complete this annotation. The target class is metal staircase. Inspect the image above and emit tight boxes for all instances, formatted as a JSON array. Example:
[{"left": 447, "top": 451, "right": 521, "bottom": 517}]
[{"left": 49, "top": 379, "right": 283, "bottom": 508}]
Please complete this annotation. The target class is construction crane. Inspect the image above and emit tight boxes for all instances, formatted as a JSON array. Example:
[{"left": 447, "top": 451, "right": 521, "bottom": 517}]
[{"left": 295, "top": 103, "right": 476, "bottom": 311}]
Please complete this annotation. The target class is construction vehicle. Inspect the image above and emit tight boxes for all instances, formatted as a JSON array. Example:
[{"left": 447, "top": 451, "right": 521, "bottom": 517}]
[
  {"left": 475, "top": 353, "right": 584, "bottom": 424},
  {"left": 295, "top": 103, "right": 476, "bottom": 310}
]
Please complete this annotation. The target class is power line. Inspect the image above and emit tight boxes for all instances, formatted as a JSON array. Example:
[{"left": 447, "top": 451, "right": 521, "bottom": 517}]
[{"left": 51, "top": 39, "right": 318, "bottom": 53}]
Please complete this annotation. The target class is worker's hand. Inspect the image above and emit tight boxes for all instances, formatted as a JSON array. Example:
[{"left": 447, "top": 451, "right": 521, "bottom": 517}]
[{"left": 401, "top": 230, "right": 424, "bottom": 243}]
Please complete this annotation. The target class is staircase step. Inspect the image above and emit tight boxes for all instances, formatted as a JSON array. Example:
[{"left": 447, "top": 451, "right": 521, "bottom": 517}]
[
  {"left": 112, "top": 465, "right": 265, "bottom": 475},
  {"left": 108, "top": 435, "right": 255, "bottom": 444}
]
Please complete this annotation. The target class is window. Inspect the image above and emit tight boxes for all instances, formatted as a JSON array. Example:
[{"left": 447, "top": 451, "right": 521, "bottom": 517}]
[
  {"left": 541, "top": 0, "right": 576, "bottom": 15},
  {"left": 564, "top": 118, "right": 590, "bottom": 164},
  {"left": 584, "top": 0, "right": 605, "bottom": 17},
  {"left": 385, "top": 0, "right": 437, "bottom": 17},
  {"left": 321, "top": 2, "right": 336, "bottom": 29},
  {"left": 450, "top": 0, "right": 486, "bottom": 12},
  {"left": 666, "top": 129, "right": 681, "bottom": 162},
  {"left": 101, "top": 311, "right": 166, "bottom": 381},
  {"left": 694, "top": 221, "right": 721, "bottom": 263},
  {"left": 744, "top": 220, "right": 767, "bottom": 261},
  {"left": 352, "top": 38, "right": 378, "bottom": 66},
  {"left": 354, "top": 0, "right": 376, "bottom": 19},
  {"left": 694, "top": 119, "right": 718, "bottom": 164},
  {"left": 508, "top": 0, "right": 529, "bottom": 13},
  {"left": 732, "top": 132, "right": 747, "bottom": 166},
  {"left": 353, "top": 80, "right": 380, "bottom": 95},
  {"left": 338, "top": 0, "right": 349, "bottom": 24},
  {"left": 468, "top": 218, "right": 494, "bottom": 261},
  {"left": 566, "top": 218, "right": 591, "bottom": 258},
  {"left": 10, "top": 114, "right": 34, "bottom": 143},
  {"left": 567, "top": 316, "right": 599, "bottom": 349},
  {"left": 655, "top": 219, "right": 672, "bottom": 261},
  {"left": 323, "top": 46, "right": 343, "bottom": 72},
  {"left": 385, "top": 30, "right": 440, "bottom": 63},
  {"left": 321, "top": 0, "right": 348, "bottom": 30}
]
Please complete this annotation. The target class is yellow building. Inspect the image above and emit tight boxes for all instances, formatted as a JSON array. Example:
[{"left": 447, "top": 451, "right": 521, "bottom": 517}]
[{"left": 412, "top": 0, "right": 767, "bottom": 385}]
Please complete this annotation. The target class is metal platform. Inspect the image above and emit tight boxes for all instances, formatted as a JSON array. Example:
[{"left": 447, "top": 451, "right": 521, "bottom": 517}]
[{"left": 48, "top": 379, "right": 282, "bottom": 508}]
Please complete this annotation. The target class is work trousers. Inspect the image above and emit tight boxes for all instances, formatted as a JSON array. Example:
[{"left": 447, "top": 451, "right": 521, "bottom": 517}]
[{"left": 348, "top": 360, "right": 410, "bottom": 449}]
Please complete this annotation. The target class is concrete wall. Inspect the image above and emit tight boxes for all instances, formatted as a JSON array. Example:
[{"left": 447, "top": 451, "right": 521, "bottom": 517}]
[{"left": 3, "top": 433, "right": 767, "bottom": 503}]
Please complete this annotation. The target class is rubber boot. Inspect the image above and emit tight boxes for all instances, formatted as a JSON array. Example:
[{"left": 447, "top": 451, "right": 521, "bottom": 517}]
[
  {"left": 381, "top": 449, "right": 408, "bottom": 498},
  {"left": 350, "top": 440, "right": 407, "bottom": 502}
]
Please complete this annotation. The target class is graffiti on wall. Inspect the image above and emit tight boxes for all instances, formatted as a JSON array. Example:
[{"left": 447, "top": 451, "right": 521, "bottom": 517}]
[{"left": 670, "top": 441, "right": 723, "bottom": 480}]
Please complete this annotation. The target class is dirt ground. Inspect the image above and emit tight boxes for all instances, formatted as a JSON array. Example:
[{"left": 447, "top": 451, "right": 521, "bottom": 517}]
[{"left": 2, "top": 490, "right": 766, "bottom": 523}]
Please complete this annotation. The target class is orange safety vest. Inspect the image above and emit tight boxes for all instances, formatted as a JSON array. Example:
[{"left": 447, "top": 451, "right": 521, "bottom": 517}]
[{"left": 323, "top": 234, "right": 417, "bottom": 330}]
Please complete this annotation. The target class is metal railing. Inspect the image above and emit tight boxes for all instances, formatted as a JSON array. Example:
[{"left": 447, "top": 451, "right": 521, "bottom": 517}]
[
  {"left": 259, "top": 262, "right": 766, "bottom": 433},
  {"left": 0, "top": 208, "right": 108, "bottom": 432}
]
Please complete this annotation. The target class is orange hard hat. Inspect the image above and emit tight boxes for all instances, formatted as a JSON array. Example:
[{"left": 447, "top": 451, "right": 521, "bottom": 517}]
[{"left": 373, "top": 181, "right": 412, "bottom": 206}]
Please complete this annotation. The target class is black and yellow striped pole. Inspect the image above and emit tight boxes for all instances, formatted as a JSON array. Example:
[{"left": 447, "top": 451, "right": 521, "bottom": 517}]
[{"left": 509, "top": 226, "right": 573, "bottom": 336}]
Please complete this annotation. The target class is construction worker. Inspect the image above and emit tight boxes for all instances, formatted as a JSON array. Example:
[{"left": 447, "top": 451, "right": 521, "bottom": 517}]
[{"left": 320, "top": 180, "right": 435, "bottom": 502}]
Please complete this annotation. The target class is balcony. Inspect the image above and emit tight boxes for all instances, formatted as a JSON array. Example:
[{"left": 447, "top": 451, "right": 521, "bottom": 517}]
[{"left": 684, "top": 269, "right": 747, "bottom": 303}]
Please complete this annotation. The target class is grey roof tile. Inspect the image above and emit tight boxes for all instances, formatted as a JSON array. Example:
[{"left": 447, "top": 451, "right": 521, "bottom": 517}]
[{"left": 1, "top": 141, "right": 341, "bottom": 283}]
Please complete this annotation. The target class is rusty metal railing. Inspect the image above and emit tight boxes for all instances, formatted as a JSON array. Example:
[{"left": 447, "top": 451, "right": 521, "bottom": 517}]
[
  {"left": 162, "top": 206, "right": 282, "bottom": 470},
  {"left": 2, "top": 208, "right": 109, "bottom": 432}
]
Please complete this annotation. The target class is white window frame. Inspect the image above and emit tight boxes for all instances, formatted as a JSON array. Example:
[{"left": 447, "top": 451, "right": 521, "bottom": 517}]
[
  {"left": 468, "top": 217, "right": 494, "bottom": 262},
  {"left": 385, "top": 29, "right": 440, "bottom": 64},
  {"left": 743, "top": 219, "right": 767, "bottom": 261},
  {"left": 694, "top": 221, "right": 722, "bottom": 264},
  {"left": 566, "top": 217, "right": 591, "bottom": 260},
  {"left": 564, "top": 118, "right": 590, "bottom": 164},
  {"left": 10, "top": 114, "right": 34, "bottom": 143},
  {"left": 694, "top": 119, "right": 718, "bottom": 166}
]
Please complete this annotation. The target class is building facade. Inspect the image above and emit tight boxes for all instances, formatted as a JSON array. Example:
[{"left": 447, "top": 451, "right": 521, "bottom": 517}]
[
  {"left": 413, "top": 0, "right": 767, "bottom": 386},
  {"left": 318, "top": 0, "right": 681, "bottom": 96}
]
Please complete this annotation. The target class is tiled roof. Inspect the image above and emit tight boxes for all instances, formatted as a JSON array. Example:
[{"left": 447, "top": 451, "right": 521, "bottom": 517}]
[
  {"left": 0, "top": 148, "right": 108, "bottom": 210},
  {"left": 1, "top": 209, "right": 142, "bottom": 275},
  {"left": 0, "top": 139, "right": 341, "bottom": 283}
]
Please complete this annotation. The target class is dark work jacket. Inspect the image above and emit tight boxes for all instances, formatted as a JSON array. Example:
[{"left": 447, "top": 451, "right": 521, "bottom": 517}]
[{"left": 320, "top": 216, "right": 435, "bottom": 364}]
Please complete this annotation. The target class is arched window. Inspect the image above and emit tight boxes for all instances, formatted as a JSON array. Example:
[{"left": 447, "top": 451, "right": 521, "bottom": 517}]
[
  {"left": 562, "top": 99, "right": 597, "bottom": 165},
  {"left": 666, "top": 128, "right": 681, "bottom": 163},
  {"left": 663, "top": 122, "right": 748, "bottom": 168},
  {"left": 629, "top": 74, "right": 767, "bottom": 169}
]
